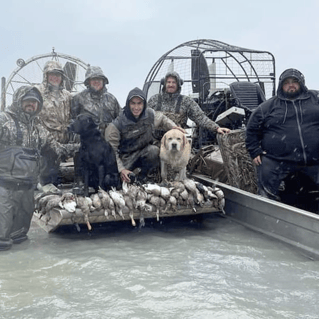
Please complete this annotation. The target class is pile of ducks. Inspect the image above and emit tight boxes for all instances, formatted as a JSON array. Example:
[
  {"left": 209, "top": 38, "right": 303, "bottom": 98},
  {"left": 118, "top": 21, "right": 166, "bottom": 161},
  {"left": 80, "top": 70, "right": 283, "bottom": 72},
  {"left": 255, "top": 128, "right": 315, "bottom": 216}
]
[{"left": 34, "top": 178, "right": 225, "bottom": 230}]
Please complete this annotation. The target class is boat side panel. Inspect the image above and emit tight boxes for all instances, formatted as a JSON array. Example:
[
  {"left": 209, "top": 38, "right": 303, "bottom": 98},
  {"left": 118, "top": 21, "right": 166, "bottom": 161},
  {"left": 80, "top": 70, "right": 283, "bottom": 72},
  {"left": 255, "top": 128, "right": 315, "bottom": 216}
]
[{"left": 193, "top": 174, "right": 319, "bottom": 258}]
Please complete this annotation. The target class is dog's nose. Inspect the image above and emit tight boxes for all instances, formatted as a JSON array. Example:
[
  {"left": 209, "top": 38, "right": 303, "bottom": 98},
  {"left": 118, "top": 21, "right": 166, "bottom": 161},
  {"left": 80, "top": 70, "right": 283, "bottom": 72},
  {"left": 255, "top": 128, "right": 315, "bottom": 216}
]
[{"left": 172, "top": 143, "right": 177, "bottom": 149}]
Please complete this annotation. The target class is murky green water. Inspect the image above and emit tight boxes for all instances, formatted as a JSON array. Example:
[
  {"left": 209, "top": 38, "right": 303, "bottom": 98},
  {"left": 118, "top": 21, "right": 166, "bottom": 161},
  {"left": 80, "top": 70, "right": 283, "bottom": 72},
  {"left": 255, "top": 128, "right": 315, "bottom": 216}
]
[{"left": 1, "top": 214, "right": 318, "bottom": 319}]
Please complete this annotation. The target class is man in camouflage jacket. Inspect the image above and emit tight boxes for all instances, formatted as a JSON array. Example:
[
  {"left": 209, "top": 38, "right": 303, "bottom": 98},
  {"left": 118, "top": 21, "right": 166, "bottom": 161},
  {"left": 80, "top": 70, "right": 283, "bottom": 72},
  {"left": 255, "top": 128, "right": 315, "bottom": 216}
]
[
  {"left": 0, "top": 86, "right": 73, "bottom": 251},
  {"left": 147, "top": 71, "right": 230, "bottom": 137},
  {"left": 36, "top": 60, "right": 77, "bottom": 186},
  {"left": 71, "top": 66, "right": 121, "bottom": 137}
]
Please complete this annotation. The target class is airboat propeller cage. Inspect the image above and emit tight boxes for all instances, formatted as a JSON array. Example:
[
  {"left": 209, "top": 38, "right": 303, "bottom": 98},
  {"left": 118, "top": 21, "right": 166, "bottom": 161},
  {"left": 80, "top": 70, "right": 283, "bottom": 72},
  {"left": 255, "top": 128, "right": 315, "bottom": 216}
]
[
  {"left": 1, "top": 48, "right": 89, "bottom": 110},
  {"left": 143, "top": 39, "right": 276, "bottom": 101}
]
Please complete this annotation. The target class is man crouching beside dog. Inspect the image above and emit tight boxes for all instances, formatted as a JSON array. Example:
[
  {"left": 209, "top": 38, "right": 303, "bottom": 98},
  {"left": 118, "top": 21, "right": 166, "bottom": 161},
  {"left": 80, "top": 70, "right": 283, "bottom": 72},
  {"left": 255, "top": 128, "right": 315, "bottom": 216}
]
[{"left": 105, "top": 87, "right": 181, "bottom": 184}]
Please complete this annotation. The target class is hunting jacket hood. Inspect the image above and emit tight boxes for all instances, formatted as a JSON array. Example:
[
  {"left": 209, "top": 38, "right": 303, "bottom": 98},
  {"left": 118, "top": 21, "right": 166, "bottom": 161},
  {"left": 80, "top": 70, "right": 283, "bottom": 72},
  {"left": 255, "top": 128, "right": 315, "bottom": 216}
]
[
  {"left": 0, "top": 86, "right": 44, "bottom": 150},
  {"left": 6, "top": 86, "right": 43, "bottom": 124},
  {"left": 41, "top": 60, "right": 65, "bottom": 91},
  {"left": 277, "top": 68, "right": 308, "bottom": 100},
  {"left": 84, "top": 66, "right": 109, "bottom": 87},
  {"left": 123, "top": 87, "right": 147, "bottom": 123},
  {"left": 106, "top": 88, "right": 176, "bottom": 171},
  {"left": 246, "top": 68, "right": 319, "bottom": 165},
  {"left": 162, "top": 71, "right": 183, "bottom": 94}
]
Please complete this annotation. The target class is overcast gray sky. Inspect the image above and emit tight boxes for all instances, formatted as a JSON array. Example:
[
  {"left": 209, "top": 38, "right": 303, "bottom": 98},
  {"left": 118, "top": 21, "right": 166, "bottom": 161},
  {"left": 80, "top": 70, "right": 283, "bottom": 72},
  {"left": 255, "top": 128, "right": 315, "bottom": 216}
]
[{"left": 1, "top": 0, "right": 318, "bottom": 106}]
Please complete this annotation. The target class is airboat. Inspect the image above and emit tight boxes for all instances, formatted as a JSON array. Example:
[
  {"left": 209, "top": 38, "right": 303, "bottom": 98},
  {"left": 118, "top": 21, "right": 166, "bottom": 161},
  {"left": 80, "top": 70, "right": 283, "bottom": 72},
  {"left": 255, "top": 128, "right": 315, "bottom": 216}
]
[
  {"left": 3, "top": 42, "right": 319, "bottom": 258},
  {"left": 143, "top": 39, "right": 319, "bottom": 259}
]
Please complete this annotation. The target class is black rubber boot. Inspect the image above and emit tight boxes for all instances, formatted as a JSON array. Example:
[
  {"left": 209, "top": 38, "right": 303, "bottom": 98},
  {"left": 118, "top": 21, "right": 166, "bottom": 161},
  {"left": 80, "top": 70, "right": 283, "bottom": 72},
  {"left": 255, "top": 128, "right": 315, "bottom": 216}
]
[
  {"left": 12, "top": 235, "right": 28, "bottom": 244},
  {"left": 0, "top": 239, "right": 13, "bottom": 251}
]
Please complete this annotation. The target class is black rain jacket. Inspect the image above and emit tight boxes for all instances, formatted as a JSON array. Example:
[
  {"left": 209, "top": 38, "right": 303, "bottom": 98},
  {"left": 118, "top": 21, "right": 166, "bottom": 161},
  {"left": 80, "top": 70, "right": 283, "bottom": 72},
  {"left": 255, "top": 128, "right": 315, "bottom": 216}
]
[{"left": 246, "top": 68, "right": 319, "bottom": 165}]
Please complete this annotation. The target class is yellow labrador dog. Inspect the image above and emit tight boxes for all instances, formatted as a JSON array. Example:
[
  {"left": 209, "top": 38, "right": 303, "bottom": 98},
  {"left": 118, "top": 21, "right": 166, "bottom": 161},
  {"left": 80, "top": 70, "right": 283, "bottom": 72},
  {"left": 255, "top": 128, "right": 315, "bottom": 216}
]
[{"left": 160, "top": 128, "right": 191, "bottom": 181}]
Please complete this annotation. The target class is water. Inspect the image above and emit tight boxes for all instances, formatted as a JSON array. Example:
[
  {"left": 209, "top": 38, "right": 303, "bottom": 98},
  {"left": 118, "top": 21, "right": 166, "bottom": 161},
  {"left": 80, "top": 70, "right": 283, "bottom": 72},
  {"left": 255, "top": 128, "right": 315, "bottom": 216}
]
[{"left": 1, "top": 214, "right": 319, "bottom": 319}]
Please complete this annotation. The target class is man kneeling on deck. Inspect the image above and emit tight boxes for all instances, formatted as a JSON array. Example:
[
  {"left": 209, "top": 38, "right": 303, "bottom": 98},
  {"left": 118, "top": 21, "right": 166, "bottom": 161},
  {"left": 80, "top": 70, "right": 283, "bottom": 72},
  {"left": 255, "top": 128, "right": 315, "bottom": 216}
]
[
  {"left": 246, "top": 68, "right": 319, "bottom": 209},
  {"left": 105, "top": 87, "right": 178, "bottom": 184}
]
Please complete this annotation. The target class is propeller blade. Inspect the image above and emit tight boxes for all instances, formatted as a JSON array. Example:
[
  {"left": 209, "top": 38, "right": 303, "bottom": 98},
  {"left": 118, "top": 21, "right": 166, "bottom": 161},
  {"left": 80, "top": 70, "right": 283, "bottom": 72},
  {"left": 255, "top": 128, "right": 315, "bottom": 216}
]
[
  {"left": 191, "top": 49, "right": 210, "bottom": 102},
  {"left": 63, "top": 62, "right": 77, "bottom": 92}
]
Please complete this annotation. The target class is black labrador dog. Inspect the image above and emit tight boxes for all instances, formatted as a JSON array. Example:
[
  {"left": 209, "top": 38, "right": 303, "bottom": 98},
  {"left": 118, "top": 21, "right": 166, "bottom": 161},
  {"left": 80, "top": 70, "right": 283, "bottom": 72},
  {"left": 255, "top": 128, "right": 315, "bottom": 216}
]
[{"left": 68, "top": 114, "right": 120, "bottom": 196}]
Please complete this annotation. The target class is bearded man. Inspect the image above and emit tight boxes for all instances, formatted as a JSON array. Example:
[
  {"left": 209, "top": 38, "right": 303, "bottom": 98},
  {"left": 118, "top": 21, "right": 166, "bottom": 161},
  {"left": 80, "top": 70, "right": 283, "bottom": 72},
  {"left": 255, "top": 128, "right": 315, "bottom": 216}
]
[
  {"left": 0, "top": 86, "right": 73, "bottom": 250},
  {"left": 147, "top": 71, "right": 230, "bottom": 139},
  {"left": 246, "top": 68, "right": 319, "bottom": 202}
]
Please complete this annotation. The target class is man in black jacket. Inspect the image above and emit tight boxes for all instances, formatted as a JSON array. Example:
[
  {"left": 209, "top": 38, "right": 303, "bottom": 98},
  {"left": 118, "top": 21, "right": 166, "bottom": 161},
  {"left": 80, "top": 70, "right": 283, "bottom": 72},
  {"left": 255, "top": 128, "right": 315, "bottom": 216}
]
[{"left": 246, "top": 68, "right": 319, "bottom": 200}]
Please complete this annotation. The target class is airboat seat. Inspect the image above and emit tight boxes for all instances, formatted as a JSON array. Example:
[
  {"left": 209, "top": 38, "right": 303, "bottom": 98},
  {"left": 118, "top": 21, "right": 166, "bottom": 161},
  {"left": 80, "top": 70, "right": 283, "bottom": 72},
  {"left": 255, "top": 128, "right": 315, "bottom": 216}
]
[{"left": 229, "top": 81, "right": 266, "bottom": 112}]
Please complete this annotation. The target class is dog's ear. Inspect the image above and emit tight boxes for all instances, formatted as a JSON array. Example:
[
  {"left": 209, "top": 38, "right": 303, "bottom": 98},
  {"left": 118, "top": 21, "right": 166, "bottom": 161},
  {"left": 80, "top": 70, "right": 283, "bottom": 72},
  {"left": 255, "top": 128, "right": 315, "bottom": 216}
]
[
  {"left": 182, "top": 135, "right": 187, "bottom": 150},
  {"left": 161, "top": 134, "right": 167, "bottom": 149}
]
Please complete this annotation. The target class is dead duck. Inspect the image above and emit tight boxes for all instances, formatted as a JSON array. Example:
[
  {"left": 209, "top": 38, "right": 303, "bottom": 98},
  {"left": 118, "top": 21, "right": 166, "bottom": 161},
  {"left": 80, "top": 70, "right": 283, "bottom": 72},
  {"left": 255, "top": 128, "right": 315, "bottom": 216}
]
[
  {"left": 164, "top": 195, "right": 177, "bottom": 213},
  {"left": 36, "top": 194, "right": 56, "bottom": 212},
  {"left": 148, "top": 195, "right": 161, "bottom": 221},
  {"left": 109, "top": 187, "right": 126, "bottom": 219},
  {"left": 90, "top": 193, "right": 102, "bottom": 212},
  {"left": 38, "top": 194, "right": 62, "bottom": 215},
  {"left": 143, "top": 183, "right": 162, "bottom": 197},
  {"left": 76, "top": 196, "right": 93, "bottom": 231},
  {"left": 123, "top": 193, "right": 136, "bottom": 226},
  {"left": 136, "top": 187, "right": 148, "bottom": 211},
  {"left": 98, "top": 187, "right": 112, "bottom": 218},
  {"left": 172, "top": 181, "right": 186, "bottom": 193},
  {"left": 59, "top": 192, "right": 77, "bottom": 213},
  {"left": 160, "top": 186, "right": 171, "bottom": 201}
]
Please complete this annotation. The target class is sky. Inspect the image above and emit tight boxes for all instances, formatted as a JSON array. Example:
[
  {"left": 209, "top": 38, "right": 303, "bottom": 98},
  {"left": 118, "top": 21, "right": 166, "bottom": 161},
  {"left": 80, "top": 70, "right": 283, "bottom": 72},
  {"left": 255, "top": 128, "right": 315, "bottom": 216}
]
[{"left": 1, "top": 0, "right": 319, "bottom": 106}]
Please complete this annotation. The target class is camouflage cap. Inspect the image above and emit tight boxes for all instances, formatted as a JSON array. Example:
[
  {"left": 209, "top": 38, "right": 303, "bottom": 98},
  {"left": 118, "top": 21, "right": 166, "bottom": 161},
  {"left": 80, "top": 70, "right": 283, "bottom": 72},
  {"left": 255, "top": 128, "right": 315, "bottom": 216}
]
[
  {"left": 22, "top": 90, "right": 41, "bottom": 103},
  {"left": 43, "top": 60, "right": 64, "bottom": 75}
]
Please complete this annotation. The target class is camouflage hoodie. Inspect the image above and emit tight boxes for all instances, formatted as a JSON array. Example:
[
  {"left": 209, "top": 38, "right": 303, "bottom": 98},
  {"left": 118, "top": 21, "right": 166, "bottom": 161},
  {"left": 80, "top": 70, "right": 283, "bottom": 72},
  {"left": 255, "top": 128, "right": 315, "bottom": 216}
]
[
  {"left": 36, "top": 60, "right": 72, "bottom": 144},
  {"left": 71, "top": 66, "right": 121, "bottom": 136},
  {"left": 148, "top": 71, "right": 219, "bottom": 131},
  {"left": 0, "top": 86, "right": 74, "bottom": 161},
  {"left": 84, "top": 66, "right": 109, "bottom": 87},
  {"left": 0, "top": 86, "right": 43, "bottom": 149}
]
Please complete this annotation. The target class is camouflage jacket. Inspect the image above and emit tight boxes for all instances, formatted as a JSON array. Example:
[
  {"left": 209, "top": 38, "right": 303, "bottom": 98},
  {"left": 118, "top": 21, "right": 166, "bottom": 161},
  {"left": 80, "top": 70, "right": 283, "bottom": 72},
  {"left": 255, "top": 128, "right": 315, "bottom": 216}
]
[
  {"left": 0, "top": 86, "right": 74, "bottom": 160},
  {"left": 148, "top": 91, "right": 219, "bottom": 132},
  {"left": 36, "top": 83, "right": 72, "bottom": 144},
  {"left": 71, "top": 87, "right": 121, "bottom": 136}
]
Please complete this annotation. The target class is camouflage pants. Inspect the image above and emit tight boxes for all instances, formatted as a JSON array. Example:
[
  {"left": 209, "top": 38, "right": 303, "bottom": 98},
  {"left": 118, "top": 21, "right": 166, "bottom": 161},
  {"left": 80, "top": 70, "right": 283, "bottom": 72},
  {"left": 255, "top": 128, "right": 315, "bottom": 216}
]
[{"left": 0, "top": 186, "right": 34, "bottom": 250}]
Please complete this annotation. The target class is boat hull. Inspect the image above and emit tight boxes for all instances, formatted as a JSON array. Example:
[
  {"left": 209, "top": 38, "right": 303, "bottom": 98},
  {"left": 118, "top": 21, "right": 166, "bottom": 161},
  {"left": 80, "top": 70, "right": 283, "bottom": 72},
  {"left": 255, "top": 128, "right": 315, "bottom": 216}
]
[
  {"left": 33, "top": 204, "right": 220, "bottom": 233},
  {"left": 193, "top": 173, "right": 319, "bottom": 259}
]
